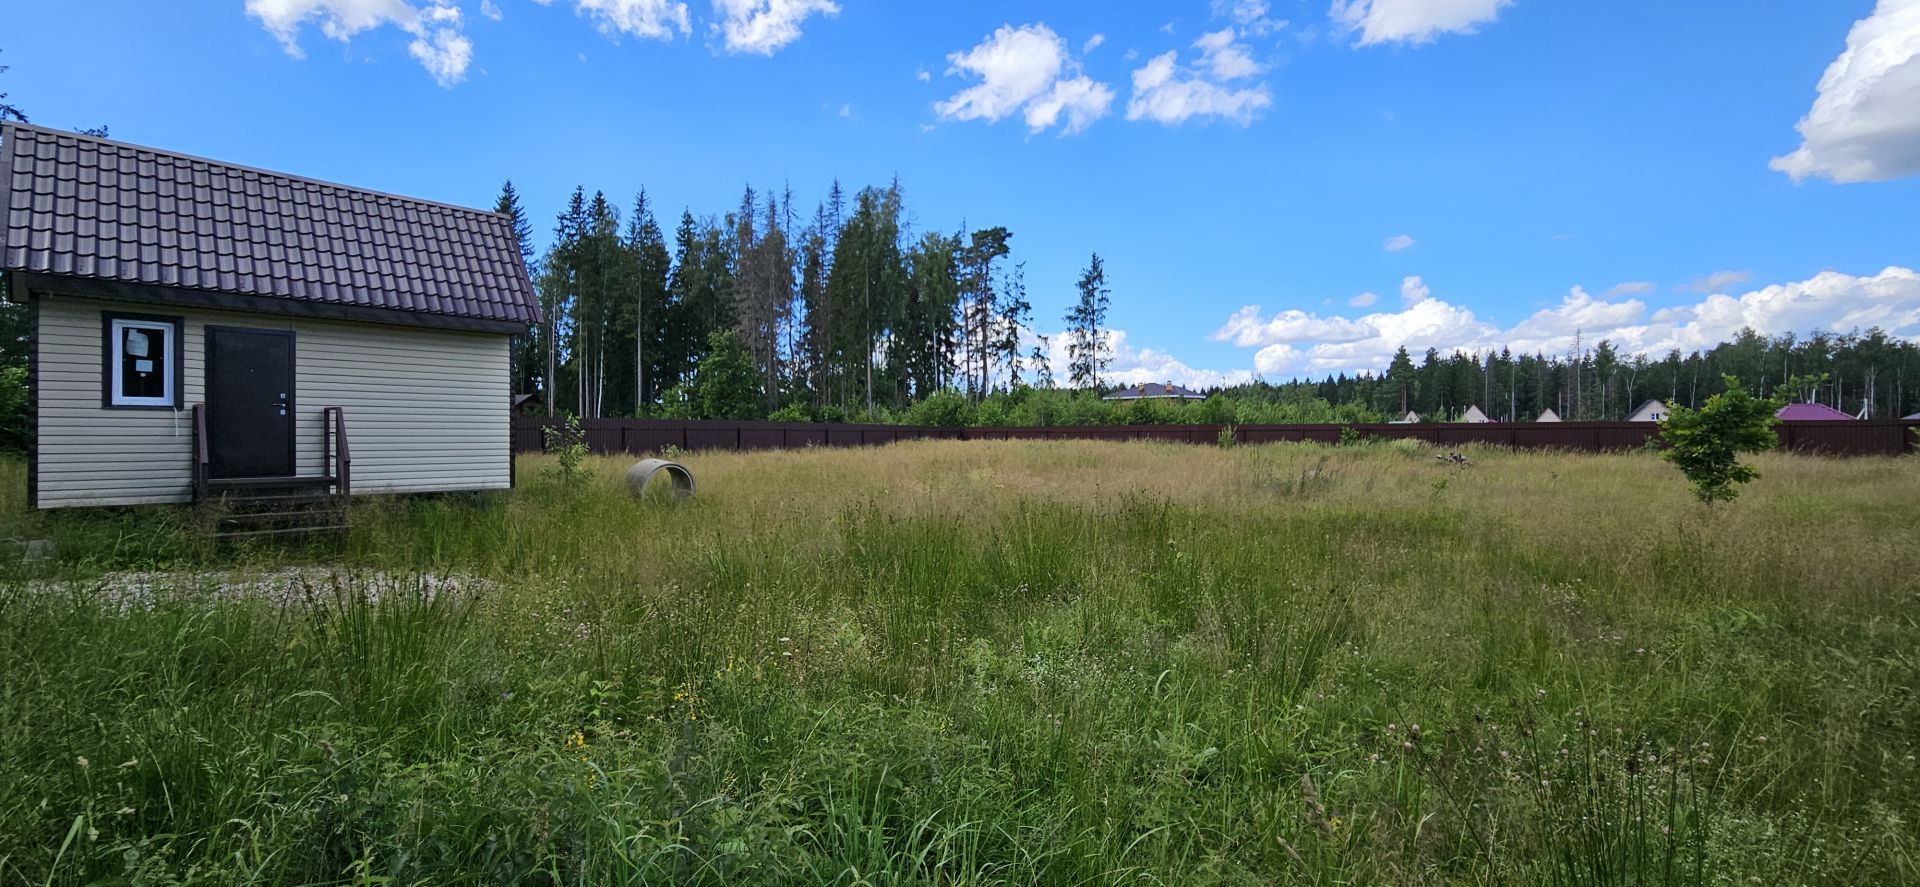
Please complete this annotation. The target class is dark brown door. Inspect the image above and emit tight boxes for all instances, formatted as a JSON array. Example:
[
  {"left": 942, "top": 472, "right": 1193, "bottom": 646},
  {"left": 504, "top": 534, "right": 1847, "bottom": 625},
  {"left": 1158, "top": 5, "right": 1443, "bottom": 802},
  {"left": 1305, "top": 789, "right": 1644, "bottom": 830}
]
[{"left": 205, "top": 327, "right": 295, "bottom": 479}]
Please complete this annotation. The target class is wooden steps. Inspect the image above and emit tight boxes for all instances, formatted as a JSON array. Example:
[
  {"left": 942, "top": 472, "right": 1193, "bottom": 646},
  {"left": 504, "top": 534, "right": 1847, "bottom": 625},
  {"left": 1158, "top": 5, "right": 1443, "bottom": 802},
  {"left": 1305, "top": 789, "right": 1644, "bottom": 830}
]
[{"left": 203, "top": 477, "right": 348, "bottom": 543}]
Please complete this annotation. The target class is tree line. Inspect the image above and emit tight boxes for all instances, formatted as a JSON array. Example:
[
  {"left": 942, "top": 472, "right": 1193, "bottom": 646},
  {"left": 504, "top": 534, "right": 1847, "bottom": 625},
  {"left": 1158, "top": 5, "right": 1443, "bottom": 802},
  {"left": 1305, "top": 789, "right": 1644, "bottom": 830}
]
[
  {"left": 1302, "top": 328, "right": 1920, "bottom": 422},
  {"left": 502, "top": 178, "right": 1115, "bottom": 424},
  {"left": 505, "top": 171, "right": 1920, "bottom": 427}
]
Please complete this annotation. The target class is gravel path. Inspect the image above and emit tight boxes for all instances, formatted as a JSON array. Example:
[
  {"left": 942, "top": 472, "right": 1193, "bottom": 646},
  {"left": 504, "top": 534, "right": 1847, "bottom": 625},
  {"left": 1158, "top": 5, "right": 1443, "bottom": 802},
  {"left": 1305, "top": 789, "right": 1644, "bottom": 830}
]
[{"left": 22, "top": 567, "right": 494, "bottom": 611}]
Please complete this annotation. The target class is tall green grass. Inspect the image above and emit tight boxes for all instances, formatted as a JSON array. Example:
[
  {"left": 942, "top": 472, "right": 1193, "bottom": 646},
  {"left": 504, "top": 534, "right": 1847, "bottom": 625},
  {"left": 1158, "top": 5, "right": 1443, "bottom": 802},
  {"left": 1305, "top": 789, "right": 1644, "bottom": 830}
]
[{"left": 0, "top": 442, "right": 1915, "bottom": 884}]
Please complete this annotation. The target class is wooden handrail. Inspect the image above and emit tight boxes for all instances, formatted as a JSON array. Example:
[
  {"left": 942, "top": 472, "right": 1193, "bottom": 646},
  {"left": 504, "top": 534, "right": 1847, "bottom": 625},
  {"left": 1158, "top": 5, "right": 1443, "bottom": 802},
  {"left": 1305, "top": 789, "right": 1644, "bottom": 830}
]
[
  {"left": 191, "top": 404, "right": 209, "bottom": 503},
  {"left": 327, "top": 406, "right": 352, "bottom": 498}
]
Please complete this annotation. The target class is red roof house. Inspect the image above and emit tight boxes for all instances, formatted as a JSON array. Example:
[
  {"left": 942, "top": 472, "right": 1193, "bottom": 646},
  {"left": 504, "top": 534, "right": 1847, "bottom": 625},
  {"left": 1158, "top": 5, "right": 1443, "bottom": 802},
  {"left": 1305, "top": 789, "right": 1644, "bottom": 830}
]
[{"left": 1775, "top": 403, "right": 1855, "bottom": 421}]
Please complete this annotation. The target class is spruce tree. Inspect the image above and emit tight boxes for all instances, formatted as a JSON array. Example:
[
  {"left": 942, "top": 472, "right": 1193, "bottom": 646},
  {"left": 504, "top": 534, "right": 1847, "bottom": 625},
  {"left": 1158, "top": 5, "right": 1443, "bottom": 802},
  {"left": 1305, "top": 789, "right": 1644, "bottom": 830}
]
[
  {"left": 494, "top": 181, "right": 538, "bottom": 400},
  {"left": 1065, "top": 252, "right": 1111, "bottom": 391}
]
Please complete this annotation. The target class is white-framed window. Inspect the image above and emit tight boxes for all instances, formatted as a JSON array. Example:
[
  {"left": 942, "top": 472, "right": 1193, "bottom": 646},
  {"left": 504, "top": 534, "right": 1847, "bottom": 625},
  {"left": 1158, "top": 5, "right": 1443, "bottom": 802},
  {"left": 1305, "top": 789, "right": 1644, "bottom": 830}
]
[{"left": 104, "top": 314, "right": 181, "bottom": 409}]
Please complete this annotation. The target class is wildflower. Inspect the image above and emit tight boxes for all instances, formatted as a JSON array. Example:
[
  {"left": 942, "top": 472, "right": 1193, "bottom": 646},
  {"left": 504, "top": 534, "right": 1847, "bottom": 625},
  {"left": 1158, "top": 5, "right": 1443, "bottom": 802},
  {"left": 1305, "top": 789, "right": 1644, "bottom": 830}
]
[
  {"left": 567, "top": 730, "right": 588, "bottom": 750},
  {"left": 1402, "top": 741, "right": 1413, "bottom": 751},
  {"left": 76, "top": 757, "right": 89, "bottom": 769},
  {"left": 116, "top": 807, "right": 134, "bottom": 816},
  {"left": 1409, "top": 724, "right": 1422, "bottom": 740}
]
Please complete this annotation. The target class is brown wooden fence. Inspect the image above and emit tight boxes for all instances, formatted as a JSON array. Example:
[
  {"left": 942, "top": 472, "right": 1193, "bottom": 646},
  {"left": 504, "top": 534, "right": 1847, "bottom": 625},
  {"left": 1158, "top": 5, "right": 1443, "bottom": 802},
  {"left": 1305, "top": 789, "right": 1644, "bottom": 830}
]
[{"left": 514, "top": 417, "right": 1920, "bottom": 457}]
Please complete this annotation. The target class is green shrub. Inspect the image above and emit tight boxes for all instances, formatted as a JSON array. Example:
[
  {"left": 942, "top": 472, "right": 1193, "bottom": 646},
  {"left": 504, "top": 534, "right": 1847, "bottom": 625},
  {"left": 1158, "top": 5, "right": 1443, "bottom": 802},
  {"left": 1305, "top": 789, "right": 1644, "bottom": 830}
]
[
  {"left": 0, "top": 365, "right": 26, "bottom": 454},
  {"left": 767, "top": 402, "right": 811, "bottom": 423},
  {"left": 541, "top": 416, "right": 591, "bottom": 489},
  {"left": 907, "top": 390, "right": 975, "bottom": 427},
  {"left": 689, "top": 331, "right": 763, "bottom": 421},
  {"left": 1658, "top": 375, "right": 1781, "bottom": 505}
]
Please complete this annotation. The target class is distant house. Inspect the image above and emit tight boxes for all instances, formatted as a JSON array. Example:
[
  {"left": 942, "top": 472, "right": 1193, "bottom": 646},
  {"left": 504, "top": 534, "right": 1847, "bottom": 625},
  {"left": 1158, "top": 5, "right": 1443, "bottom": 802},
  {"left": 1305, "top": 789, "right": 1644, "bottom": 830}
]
[
  {"left": 1, "top": 123, "right": 539, "bottom": 508},
  {"left": 1389, "top": 410, "right": 1421, "bottom": 424},
  {"left": 1906, "top": 412, "right": 1920, "bottom": 421},
  {"left": 1536, "top": 408, "right": 1563, "bottom": 423},
  {"left": 513, "top": 393, "right": 543, "bottom": 415},
  {"left": 1459, "top": 405, "right": 1494, "bottom": 423},
  {"left": 1776, "top": 402, "right": 1855, "bottom": 421},
  {"left": 1626, "top": 400, "right": 1671, "bottom": 423},
  {"left": 1103, "top": 381, "right": 1206, "bottom": 402}
]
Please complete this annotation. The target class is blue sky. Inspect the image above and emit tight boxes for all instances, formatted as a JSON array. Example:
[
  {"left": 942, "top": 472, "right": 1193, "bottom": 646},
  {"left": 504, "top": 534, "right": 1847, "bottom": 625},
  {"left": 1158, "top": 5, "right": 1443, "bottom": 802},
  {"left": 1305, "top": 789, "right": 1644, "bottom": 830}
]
[{"left": 6, "top": 0, "right": 1919, "bottom": 386}]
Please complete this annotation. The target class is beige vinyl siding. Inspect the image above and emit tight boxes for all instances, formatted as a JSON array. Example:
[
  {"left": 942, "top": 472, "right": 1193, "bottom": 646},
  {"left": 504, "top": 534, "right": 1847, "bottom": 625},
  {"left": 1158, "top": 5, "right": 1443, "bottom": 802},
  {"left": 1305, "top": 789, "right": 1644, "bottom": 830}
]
[{"left": 35, "top": 294, "right": 512, "bottom": 508}]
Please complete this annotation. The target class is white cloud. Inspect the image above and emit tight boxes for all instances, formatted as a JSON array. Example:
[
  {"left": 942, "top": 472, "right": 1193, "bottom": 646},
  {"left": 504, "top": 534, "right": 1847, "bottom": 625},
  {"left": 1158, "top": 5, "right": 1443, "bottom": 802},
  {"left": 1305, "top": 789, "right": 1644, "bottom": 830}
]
[
  {"left": 1331, "top": 0, "right": 1513, "bottom": 46},
  {"left": 1214, "top": 0, "right": 1288, "bottom": 37},
  {"left": 1215, "top": 266, "right": 1920, "bottom": 377},
  {"left": 1771, "top": 0, "right": 1920, "bottom": 183},
  {"left": 1039, "top": 329, "right": 1255, "bottom": 389},
  {"left": 916, "top": 67, "right": 931, "bottom": 82},
  {"left": 1678, "top": 269, "right": 1752, "bottom": 294},
  {"left": 1215, "top": 305, "right": 1379, "bottom": 346},
  {"left": 1024, "top": 76, "right": 1118, "bottom": 136},
  {"left": 936, "top": 24, "right": 1114, "bottom": 136},
  {"left": 1083, "top": 33, "right": 1106, "bottom": 53},
  {"left": 1603, "top": 281, "right": 1656, "bottom": 297},
  {"left": 1125, "top": 30, "right": 1272, "bottom": 126},
  {"left": 838, "top": 103, "right": 851, "bottom": 117},
  {"left": 407, "top": 5, "right": 472, "bottom": 85},
  {"left": 568, "top": 0, "right": 691, "bottom": 41},
  {"left": 712, "top": 0, "right": 837, "bottom": 55},
  {"left": 1401, "top": 275, "right": 1431, "bottom": 306},
  {"left": 480, "top": 0, "right": 502, "bottom": 20},
  {"left": 246, "top": 0, "right": 474, "bottom": 86},
  {"left": 1383, "top": 233, "right": 1416, "bottom": 252},
  {"left": 1349, "top": 291, "right": 1380, "bottom": 308},
  {"left": 1193, "top": 28, "right": 1263, "bottom": 79}
]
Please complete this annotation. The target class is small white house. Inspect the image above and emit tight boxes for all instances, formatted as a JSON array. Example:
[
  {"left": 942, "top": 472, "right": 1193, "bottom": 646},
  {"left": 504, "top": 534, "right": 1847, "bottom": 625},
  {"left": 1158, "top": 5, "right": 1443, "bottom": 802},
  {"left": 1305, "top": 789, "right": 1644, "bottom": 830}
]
[
  {"left": 1536, "top": 408, "right": 1562, "bottom": 423},
  {"left": 1626, "top": 399, "right": 1671, "bottom": 423},
  {"left": 1389, "top": 410, "right": 1421, "bottom": 424},
  {"left": 2, "top": 123, "right": 539, "bottom": 510},
  {"left": 1459, "top": 405, "right": 1494, "bottom": 423}
]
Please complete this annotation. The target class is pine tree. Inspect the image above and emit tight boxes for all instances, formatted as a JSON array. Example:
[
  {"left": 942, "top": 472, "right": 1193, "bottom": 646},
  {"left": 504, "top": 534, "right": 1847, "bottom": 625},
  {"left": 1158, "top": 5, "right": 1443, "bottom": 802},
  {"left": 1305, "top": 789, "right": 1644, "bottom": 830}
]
[
  {"left": 956, "top": 227, "right": 1012, "bottom": 399},
  {"left": 624, "top": 190, "right": 671, "bottom": 412},
  {"left": 536, "top": 188, "right": 588, "bottom": 416},
  {"left": 494, "top": 181, "right": 539, "bottom": 399},
  {"left": 1065, "top": 252, "right": 1111, "bottom": 391},
  {"left": 997, "top": 262, "right": 1032, "bottom": 389},
  {"left": 0, "top": 51, "right": 25, "bottom": 123}
]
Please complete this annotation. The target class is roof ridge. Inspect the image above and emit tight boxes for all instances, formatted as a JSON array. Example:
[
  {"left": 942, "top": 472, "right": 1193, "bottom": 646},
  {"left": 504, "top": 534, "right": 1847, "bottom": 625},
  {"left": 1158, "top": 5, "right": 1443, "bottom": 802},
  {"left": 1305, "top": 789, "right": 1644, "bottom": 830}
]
[{"left": 0, "top": 121, "right": 510, "bottom": 222}]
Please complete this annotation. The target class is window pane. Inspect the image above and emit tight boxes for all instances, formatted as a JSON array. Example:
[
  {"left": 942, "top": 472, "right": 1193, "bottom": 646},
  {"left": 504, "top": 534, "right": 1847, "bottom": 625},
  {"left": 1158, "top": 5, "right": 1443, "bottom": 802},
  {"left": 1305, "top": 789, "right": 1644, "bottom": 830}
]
[{"left": 120, "top": 326, "right": 166, "bottom": 400}]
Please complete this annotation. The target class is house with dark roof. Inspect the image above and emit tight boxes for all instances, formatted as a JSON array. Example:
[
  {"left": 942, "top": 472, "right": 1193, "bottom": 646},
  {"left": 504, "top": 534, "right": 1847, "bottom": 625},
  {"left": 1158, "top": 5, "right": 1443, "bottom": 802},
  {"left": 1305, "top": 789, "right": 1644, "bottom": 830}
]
[
  {"left": 1775, "top": 402, "right": 1854, "bottom": 421},
  {"left": 1, "top": 123, "right": 538, "bottom": 511},
  {"left": 1102, "top": 381, "right": 1206, "bottom": 402},
  {"left": 1626, "top": 399, "right": 1671, "bottom": 423}
]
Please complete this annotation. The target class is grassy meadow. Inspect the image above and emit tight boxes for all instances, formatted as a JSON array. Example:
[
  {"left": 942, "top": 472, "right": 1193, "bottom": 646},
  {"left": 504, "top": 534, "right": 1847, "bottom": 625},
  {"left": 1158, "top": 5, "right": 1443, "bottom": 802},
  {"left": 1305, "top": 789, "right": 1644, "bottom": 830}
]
[{"left": 0, "top": 439, "right": 1917, "bottom": 884}]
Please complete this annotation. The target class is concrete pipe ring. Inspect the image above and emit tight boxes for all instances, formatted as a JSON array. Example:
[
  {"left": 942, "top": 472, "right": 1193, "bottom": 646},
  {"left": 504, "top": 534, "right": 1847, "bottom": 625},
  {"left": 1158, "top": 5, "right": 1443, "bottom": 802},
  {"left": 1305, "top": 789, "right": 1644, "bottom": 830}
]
[{"left": 626, "top": 459, "right": 696, "bottom": 501}]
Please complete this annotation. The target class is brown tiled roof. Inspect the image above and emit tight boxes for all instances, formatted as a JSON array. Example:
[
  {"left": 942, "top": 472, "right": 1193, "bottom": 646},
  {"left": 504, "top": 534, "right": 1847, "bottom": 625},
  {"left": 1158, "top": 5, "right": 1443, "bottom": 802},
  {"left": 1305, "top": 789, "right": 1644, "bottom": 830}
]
[
  {"left": 1103, "top": 382, "right": 1207, "bottom": 400},
  {"left": 0, "top": 122, "right": 538, "bottom": 327}
]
